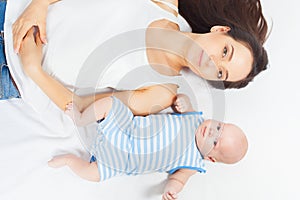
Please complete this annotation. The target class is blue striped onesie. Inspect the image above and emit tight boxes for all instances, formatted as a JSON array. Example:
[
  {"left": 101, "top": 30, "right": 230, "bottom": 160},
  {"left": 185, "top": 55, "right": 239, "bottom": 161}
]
[{"left": 91, "top": 97, "right": 206, "bottom": 181}]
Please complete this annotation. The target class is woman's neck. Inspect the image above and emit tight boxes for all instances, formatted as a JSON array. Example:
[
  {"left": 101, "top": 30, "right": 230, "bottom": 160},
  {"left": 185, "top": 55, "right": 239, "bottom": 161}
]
[{"left": 146, "top": 28, "right": 193, "bottom": 75}]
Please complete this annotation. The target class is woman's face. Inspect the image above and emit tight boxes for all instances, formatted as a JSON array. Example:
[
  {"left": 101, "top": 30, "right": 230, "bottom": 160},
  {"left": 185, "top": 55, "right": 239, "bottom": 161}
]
[{"left": 186, "top": 26, "right": 253, "bottom": 82}]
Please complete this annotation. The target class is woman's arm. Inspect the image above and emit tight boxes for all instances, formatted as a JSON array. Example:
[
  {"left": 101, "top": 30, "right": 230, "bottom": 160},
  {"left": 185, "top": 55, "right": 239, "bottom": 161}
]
[
  {"left": 19, "top": 28, "right": 177, "bottom": 115},
  {"left": 80, "top": 83, "right": 177, "bottom": 115},
  {"left": 18, "top": 27, "right": 75, "bottom": 110},
  {"left": 13, "top": 0, "right": 61, "bottom": 53},
  {"left": 162, "top": 168, "right": 196, "bottom": 200}
]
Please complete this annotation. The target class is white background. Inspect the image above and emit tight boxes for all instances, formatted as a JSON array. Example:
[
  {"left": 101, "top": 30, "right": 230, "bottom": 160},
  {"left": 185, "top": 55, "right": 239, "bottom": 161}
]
[{"left": 186, "top": 0, "right": 300, "bottom": 199}]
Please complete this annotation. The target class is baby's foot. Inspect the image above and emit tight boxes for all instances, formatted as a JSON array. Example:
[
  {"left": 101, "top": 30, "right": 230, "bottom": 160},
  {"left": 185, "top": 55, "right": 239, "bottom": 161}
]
[
  {"left": 64, "top": 102, "right": 74, "bottom": 119},
  {"left": 64, "top": 102, "right": 82, "bottom": 125},
  {"left": 48, "top": 154, "right": 74, "bottom": 168}
]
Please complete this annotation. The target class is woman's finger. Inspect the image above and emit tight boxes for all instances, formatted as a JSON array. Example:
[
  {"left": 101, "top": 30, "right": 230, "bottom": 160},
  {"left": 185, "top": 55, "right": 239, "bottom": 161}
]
[
  {"left": 13, "top": 25, "right": 23, "bottom": 53},
  {"left": 37, "top": 22, "right": 47, "bottom": 44},
  {"left": 36, "top": 34, "right": 43, "bottom": 46},
  {"left": 26, "top": 27, "right": 35, "bottom": 41},
  {"left": 13, "top": 23, "right": 33, "bottom": 53},
  {"left": 34, "top": 29, "right": 43, "bottom": 47}
]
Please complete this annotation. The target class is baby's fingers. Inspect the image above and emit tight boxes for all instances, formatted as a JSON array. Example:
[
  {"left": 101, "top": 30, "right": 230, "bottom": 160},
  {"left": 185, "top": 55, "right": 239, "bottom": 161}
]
[
  {"left": 174, "top": 99, "right": 184, "bottom": 108},
  {"left": 65, "top": 102, "right": 74, "bottom": 110},
  {"left": 163, "top": 192, "right": 177, "bottom": 200},
  {"left": 175, "top": 105, "right": 182, "bottom": 113}
]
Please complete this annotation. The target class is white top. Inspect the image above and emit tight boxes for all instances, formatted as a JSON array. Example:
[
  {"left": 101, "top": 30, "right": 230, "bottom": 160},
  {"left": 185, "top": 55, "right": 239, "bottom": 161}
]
[{"left": 4, "top": 0, "right": 193, "bottom": 112}]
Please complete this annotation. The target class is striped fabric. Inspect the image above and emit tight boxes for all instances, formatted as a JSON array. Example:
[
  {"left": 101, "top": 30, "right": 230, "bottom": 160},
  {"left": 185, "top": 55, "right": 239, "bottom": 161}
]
[{"left": 91, "top": 97, "right": 206, "bottom": 181}]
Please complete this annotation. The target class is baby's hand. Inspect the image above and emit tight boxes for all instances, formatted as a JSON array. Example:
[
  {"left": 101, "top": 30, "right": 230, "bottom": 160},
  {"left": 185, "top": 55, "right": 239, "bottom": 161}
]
[
  {"left": 162, "top": 191, "right": 178, "bottom": 200},
  {"left": 64, "top": 102, "right": 82, "bottom": 124},
  {"left": 172, "top": 94, "right": 193, "bottom": 113}
]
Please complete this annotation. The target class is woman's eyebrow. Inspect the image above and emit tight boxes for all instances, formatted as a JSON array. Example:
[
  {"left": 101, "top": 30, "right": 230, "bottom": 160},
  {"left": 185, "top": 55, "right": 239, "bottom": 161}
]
[
  {"left": 229, "top": 45, "right": 234, "bottom": 61},
  {"left": 225, "top": 70, "right": 229, "bottom": 81}
]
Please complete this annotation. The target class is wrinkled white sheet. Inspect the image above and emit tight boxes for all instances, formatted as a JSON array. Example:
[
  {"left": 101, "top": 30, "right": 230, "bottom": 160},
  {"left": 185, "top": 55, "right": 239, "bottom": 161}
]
[{"left": 0, "top": 99, "right": 172, "bottom": 200}]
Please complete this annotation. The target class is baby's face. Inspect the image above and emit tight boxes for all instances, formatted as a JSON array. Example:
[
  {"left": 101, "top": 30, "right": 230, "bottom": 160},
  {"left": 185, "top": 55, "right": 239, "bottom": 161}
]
[
  {"left": 195, "top": 119, "right": 224, "bottom": 156},
  {"left": 195, "top": 119, "right": 248, "bottom": 164}
]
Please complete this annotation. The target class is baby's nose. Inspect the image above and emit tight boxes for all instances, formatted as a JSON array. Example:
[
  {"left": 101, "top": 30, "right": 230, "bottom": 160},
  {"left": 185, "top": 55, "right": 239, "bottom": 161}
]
[{"left": 208, "top": 128, "right": 218, "bottom": 137}]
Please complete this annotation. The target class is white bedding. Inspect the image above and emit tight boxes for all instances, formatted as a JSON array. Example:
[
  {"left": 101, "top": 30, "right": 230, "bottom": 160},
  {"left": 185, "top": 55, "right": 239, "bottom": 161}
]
[
  {"left": 0, "top": 78, "right": 217, "bottom": 200},
  {"left": 0, "top": 99, "right": 172, "bottom": 200}
]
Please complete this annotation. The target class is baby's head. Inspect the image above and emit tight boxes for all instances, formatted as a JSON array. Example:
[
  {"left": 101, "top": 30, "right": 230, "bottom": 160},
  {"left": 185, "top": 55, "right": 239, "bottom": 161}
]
[{"left": 195, "top": 119, "right": 248, "bottom": 164}]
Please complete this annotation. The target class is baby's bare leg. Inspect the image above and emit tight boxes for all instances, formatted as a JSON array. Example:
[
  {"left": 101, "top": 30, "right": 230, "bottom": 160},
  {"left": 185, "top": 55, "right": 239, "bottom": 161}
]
[
  {"left": 65, "top": 102, "right": 82, "bottom": 124},
  {"left": 48, "top": 154, "right": 100, "bottom": 182},
  {"left": 65, "top": 97, "right": 113, "bottom": 127}
]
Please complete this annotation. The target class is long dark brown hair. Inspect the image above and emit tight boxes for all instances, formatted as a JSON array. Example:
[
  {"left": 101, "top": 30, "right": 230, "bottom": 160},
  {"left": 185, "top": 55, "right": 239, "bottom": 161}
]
[{"left": 179, "top": 0, "right": 269, "bottom": 89}]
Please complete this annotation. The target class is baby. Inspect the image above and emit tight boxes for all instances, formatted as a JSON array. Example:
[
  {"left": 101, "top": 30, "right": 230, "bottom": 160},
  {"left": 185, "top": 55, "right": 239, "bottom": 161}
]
[{"left": 48, "top": 94, "right": 248, "bottom": 200}]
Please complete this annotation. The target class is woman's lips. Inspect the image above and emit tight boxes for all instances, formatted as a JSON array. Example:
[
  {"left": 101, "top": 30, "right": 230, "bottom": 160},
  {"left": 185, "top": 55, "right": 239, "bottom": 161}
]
[{"left": 198, "top": 50, "right": 204, "bottom": 67}]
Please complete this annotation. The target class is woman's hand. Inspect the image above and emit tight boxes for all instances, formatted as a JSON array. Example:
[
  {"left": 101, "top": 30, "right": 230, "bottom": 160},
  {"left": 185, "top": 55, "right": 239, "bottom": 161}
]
[
  {"left": 19, "top": 27, "right": 43, "bottom": 76},
  {"left": 13, "top": 0, "right": 50, "bottom": 53}
]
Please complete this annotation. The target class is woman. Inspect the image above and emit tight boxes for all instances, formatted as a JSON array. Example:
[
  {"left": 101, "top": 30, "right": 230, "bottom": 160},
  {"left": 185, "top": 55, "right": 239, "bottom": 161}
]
[{"left": 7, "top": 0, "right": 268, "bottom": 115}]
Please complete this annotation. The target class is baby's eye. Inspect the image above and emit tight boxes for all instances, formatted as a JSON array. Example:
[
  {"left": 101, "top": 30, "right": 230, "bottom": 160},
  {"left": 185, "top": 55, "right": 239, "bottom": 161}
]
[
  {"left": 222, "top": 46, "right": 228, "bottom": 58},
  {"left": 216, "top": 125, "right": 221, "bottom": 131},
  {"left": 213, "top": 140, "right": 218, "bottom": 146}
]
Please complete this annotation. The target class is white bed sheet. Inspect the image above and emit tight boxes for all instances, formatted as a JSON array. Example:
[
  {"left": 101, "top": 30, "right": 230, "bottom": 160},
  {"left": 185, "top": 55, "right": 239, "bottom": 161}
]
[
  {"left": 0, "top": 71, "right": 214, "bottom": 200},
  {"left": 0, "top": 99, "right": 173, "bottom": 200}
]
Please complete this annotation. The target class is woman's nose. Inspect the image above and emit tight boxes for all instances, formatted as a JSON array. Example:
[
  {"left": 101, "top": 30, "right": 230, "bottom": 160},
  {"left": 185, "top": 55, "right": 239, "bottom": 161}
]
[{"left": 208, "top": 55, "right": 220, "bottom": 69}]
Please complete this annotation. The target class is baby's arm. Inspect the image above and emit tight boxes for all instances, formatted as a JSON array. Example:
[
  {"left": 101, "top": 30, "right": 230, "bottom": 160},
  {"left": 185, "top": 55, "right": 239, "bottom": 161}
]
[
  {"left": 172, "top": 94, "right": 194, "bottom": 113},
  {"left": 162, "top": 169, "right": 196, "bottom": 200},
  {"left": 65, "top": 97, "right": 113, "bottom": 127}
]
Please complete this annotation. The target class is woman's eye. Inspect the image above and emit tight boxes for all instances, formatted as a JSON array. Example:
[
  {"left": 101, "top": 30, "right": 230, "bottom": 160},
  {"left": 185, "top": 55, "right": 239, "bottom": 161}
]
[
  {"left": 217, "top": 70, "right": 223, "bottom": 79},
  {"left": 222, "top": 47, "right": 228, "bottom": 57}
]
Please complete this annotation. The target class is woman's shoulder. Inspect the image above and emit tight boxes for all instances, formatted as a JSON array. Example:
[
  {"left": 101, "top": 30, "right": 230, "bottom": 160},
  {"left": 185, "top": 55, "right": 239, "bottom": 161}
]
[
  {"left": 151, "top": 0, "right": 179, "bottom": 17},
  {"left": 149, "top": 0, "right": 180, "bottom": 30}
]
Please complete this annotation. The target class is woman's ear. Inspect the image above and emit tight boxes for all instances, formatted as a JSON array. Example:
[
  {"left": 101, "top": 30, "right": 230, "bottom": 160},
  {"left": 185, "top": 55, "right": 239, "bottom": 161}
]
[{"left": 210, "top": 26, "right": 231, "bottom": 33}]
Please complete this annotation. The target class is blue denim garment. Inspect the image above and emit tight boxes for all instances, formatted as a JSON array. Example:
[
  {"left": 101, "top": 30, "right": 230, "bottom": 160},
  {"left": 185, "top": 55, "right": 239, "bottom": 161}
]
[{"left": 0, "top": 0, "right": 20, "bottom": 100}]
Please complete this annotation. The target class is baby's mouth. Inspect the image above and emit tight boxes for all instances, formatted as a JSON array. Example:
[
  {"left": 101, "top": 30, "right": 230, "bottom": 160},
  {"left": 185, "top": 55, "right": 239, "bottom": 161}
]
[{"left": 202, "top": 126, "right": 207, "bottom": 137}]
